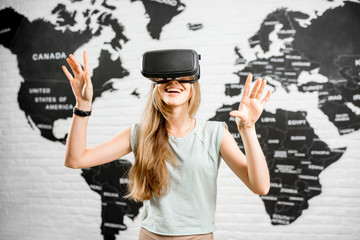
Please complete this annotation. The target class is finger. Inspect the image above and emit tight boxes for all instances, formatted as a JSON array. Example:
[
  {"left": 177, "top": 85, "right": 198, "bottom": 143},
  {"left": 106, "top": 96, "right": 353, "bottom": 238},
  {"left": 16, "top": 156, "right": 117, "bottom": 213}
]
[
  {"left": 261, "top": 90, "right": 272, "bottom": 107},
  {"left": 255, "top": 79, "right": 267, "bottom": 100},
  {"left": 83, "top": 51, "right": 89, "bottom": 72},
  {"left": 230, "top": 109, "right": 244, "bottom": 117},
  {"left": 242, "top": 74, "right": 253, "bottom": 97},
  {"left": 66, "top": 58, "right": 79, "bottom": 75},
  {"left": 62, "top": 66, "right": 73, "bottom": 81},
  {"left": 230, "top": 110, "right": 246, "bottom": 121},
  {"left": 84, "top": 71, "right": 92, "bottom": 87},
  {"left": 69, "top": 54, "right": 83, "bottom": 73},
  {"left": 250, "top": 78, "right": 262, "bottom": 98}
]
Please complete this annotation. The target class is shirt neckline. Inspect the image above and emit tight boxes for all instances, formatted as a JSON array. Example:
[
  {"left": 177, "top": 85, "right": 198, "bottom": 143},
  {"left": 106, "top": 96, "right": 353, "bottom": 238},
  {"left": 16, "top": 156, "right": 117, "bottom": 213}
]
[{"left": 168, "top": 118, "right": 198, "bottom": 142}]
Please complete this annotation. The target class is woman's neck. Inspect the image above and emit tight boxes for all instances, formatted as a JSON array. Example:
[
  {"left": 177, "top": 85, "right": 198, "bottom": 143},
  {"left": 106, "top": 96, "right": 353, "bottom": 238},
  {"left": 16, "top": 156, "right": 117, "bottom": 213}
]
[{"left": 165, "top": 105, "right": 195, "bottom": 137}]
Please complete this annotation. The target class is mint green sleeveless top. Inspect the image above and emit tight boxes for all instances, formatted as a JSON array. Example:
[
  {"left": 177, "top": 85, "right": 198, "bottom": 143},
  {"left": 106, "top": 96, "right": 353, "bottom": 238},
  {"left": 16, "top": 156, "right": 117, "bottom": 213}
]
[{"left": 130, "top": 119, "right": 226, "bottom": 236}]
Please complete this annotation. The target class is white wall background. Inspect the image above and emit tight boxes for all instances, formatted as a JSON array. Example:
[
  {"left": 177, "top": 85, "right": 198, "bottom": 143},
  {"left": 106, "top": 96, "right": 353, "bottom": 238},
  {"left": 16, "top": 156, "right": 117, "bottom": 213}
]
[{"left": 0, "top": 0, "right": 359, "bottom": 239}]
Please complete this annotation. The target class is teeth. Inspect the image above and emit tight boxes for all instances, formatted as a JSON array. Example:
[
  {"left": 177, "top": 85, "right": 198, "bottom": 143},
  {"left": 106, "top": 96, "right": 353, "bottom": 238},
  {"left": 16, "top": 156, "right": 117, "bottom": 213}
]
[{"left": 167, "top": 88, "right": 181, "bottom": 93}]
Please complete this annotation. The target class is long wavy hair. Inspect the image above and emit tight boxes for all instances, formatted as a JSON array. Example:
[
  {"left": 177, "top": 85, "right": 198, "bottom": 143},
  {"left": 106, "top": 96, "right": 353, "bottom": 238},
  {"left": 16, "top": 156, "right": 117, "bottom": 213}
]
[{"left": 126, "top": 81, "right": 201, "bottom": 201}]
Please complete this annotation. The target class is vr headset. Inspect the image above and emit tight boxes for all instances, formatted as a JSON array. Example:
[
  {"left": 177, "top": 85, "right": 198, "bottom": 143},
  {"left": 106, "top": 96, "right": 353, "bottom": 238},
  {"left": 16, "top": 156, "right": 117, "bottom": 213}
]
[{"left": 141, "top": 49, "right": 201, "bottom": 84}]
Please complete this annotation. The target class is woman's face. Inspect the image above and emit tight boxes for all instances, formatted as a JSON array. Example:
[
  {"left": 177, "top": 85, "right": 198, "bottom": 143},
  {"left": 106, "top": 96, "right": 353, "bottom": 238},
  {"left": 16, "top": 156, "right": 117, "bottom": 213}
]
[{"left": 157, "top": 78, "right": 192, "bottom": 107}]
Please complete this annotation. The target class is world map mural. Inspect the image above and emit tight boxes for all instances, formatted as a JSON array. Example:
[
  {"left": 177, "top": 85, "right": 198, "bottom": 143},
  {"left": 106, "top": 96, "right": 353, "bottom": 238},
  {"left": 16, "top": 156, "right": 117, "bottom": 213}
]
[{"left": 0, "top": 0, "right": 359, "bottom": 239}]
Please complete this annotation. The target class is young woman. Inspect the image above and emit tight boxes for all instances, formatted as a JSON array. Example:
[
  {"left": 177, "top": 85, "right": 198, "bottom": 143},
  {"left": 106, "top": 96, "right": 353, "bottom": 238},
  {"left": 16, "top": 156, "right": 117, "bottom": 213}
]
[{"left": 62, "top": 51, "right": 272, "bottom": 240}]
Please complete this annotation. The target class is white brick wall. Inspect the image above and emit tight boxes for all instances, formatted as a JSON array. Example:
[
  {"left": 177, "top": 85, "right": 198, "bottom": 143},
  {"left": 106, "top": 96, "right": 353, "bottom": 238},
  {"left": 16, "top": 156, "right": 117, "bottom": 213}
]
[{"left": 1, "top": 0, "right": 359, "bottom": 239}]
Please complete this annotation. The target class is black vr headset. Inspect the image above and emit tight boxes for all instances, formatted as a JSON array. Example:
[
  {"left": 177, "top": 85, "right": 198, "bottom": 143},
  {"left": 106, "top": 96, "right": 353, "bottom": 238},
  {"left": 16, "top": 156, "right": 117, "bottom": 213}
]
[{"left": 141, "top": 49, "right": 201, "bottom": 84}]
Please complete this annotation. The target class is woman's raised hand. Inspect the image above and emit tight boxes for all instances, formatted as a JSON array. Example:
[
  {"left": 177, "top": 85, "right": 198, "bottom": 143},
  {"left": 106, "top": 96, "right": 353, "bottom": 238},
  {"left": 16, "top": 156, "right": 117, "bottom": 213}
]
[
  {"left": 229, "top": 74, "right": 272, "bottom": 130},
  {"left": 62, "top": 51, "right": 93, "bottom": 110}
]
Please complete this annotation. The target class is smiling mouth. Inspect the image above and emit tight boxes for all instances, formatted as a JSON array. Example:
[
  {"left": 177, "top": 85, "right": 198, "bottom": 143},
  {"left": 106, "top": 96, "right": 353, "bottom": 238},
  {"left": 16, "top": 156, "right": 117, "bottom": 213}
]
[{"left": 166, "top": 88, "right": 182, "bottom": 93}]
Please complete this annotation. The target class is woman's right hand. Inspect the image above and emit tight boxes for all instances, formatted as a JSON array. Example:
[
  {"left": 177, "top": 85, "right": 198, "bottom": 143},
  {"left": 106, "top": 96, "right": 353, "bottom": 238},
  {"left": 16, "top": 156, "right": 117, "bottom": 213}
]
[{"left": 62, "top": 51, "right": 93, "bottom": 111}]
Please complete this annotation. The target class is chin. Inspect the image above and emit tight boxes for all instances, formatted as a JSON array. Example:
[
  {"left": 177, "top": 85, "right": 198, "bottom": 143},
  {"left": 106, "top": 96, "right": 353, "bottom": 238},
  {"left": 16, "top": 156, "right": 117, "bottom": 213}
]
[
  {"left": 164, "top": 101, "right": 187, "bottom": 107},
  {"left": 161, "top": 95, "right": 187, "bottom": 105}
]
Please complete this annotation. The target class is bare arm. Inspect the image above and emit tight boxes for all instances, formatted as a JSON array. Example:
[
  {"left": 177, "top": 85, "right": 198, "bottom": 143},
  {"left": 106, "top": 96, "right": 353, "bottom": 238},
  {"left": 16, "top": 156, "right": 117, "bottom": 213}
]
[
  {"left": 62, "top": 51, "right": 132, "bottom": 169},
  {"left": 65, "top": 120, "right": 132, "bottom": 169},
  {"left": 220, "top": 127, "right": 270, "bottom": 195},
  {"left": 220, "top": 74, "right": 272, "bottom": 195}
]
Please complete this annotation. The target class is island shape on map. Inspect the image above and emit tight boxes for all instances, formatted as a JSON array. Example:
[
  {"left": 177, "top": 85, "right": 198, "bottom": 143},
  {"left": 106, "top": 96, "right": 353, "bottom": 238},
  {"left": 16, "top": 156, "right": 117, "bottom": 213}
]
[{"left": 132, "top": 0, "right": 186, "bottom": 39}]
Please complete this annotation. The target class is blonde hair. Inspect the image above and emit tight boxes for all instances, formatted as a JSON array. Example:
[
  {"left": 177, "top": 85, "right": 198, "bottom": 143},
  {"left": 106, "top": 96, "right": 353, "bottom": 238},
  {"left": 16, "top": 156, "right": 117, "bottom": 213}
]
[{"left": 126, "top": 81, "right": 201, "bottom": 201}]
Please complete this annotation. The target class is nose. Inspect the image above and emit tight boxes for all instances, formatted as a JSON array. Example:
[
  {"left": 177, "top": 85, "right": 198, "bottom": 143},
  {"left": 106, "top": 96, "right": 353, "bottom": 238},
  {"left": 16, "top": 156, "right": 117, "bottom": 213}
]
[{"left": 167, "top": 80, "right": 180, "bottom": 85}]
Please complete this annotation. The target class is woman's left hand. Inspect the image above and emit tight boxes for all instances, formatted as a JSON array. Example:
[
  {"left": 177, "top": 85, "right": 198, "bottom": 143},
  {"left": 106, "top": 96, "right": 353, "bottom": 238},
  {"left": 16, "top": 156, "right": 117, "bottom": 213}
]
[{"left": 230, "top": 74, "right": 272, "bottom": 130}]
